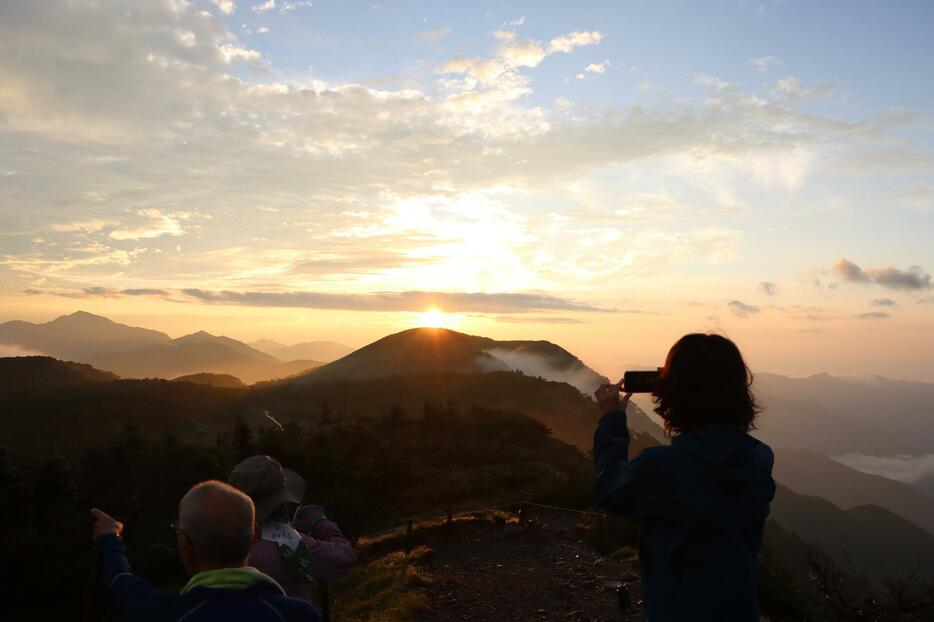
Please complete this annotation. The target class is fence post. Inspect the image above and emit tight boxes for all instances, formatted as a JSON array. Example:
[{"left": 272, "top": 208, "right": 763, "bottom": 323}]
[
  {"left": 617, "top": 583, "right": 631, "bottom": 612},
  {"left": 446, "top": 508, "right": 453, "bottom": 526},
  {"left": 518, "top": 502, "right": 527, "bottom": 525},
  {"left": 406, "top": 519, "right": 413, "bottom": 550},
  {"left": 319, "top": 581, "right": 330, "bottom": 622}
]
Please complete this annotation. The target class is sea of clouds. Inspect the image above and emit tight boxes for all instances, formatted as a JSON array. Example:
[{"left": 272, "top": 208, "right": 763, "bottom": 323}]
[{"left": 833, "top": 453, "right": 934, "bottom": 490}]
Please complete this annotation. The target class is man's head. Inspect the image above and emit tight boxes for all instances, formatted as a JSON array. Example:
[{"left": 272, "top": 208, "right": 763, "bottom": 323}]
[{"left": 176, "top": 480, "right": 258, "bottom": 574}]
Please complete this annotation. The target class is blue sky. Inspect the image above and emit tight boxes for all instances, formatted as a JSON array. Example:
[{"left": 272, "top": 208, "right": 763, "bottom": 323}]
[
  {"left": 0, "top": 0, "right": 932, "bottom": 378},
  {"left": 235, "top": 1, "right": 934, "bottom": 110}
]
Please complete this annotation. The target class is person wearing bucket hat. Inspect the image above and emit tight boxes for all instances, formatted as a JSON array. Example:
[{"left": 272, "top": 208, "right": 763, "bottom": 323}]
[{"left": 229, "top": 455, "right": 355, "bottom": 602}]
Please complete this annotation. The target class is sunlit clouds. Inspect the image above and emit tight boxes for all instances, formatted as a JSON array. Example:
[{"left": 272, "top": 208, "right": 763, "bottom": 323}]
[{"left": 0, "top": 0, "right": 933, "bottom": 378}]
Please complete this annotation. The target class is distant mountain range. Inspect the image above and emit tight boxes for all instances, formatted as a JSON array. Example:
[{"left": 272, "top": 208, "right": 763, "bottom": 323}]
[
  {"left": 172, "top": 372, "right": 247, "bottom": 389},
  {"left": 754, "top": 372, "right": 934, "bottom": 456},
  {"left": 0, "top": 311, "right": 331, "bottom": 383},
  {"left": 250, "top": 339, "right": 353, "bottom": 363},
  {"left": 0, "top": 310, "right": 168, "bottom": 359},
  {"left": 773, "top": 448, "right": 934, "bottom": 536},
  {"left": 770, "top": 483, "right": 934, "bottom": 586}
]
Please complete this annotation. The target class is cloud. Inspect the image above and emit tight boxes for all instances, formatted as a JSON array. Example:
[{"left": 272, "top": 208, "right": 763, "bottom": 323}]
[
  {"left": 108, "top": 210, "right": 191, "bottom": 240},
  {"left": 694, "top": 73, "right": 731, "bottom": 92},
  {"left": 548, "top": 31, "right": 603, "bottom": 53},
  {"left": 0, "top": 1, "right": 927, "bottom": 304},
  {"left": 867, "top": 266, "right": 932, "bottom": 291},
  {"left": 747, "top": 55, "right": 782, "bottom": 73},
  {"left": 279, "top": 0, "right": 312, "bottom": 10},
  {"left": 499, "top": 16, "right": 525, "bottom": 29},
  {"left": 772, "top": 76, "right": 835, "bottom": 100},
  {"left": 211, "top": 0, "right": 236, "bottom": 14},
  {"left": 51, "top": 219, "right": 118, "bottom": 233},
  {"left": 494, "top": 315, "right": 585, "bottom": 324},
  {"left": 419, "top": 26, "right": 451, "bottom": 41},
  {"left": 218, "top": 43, "right": 262, "bottom": 63},
  {"left": 893, "top": 185, "right": 934, "bottom": 212},
  {"left": 856, "top": 311, "right": 890, "bottom": 320},
  {"left": 832, "top": 258, "right": 868, "bottom": 283},
  {"left": 0, "top": 344, "right": 47, "bottom": 356},
  {"left": 758, "top": 281, "right": 779, "bottom": 296},
  {"left": 834, "top": 453, "right": 934, "bottom": 486},
  {"left": 26, "top": 286, "right": 171, "bottom": 298},
  {"left": 178, "top": 289, "right": 614, "bottom": 313},
  {"left": 728, "top": 300, "right": 760, "bottom": 318},
  {"left": 26, "top": 282, "right": 619, "bottom": 313},
  {"left": 832, "top": 258, "right": 932, "bottom": 291},
  {"left": 478, "top": 347, "right": 602, "bottom": 394},
  {"left": 869, "top": 298, "right": 896, "bottom": 307},
  {"left": 577, "top": 60, "right": 609, "bottom": 79},
  {"left": 584, "top": 61, "right": 609, "bottom": 74},
  {"left": 251, "top": 0, "right": 275, "bottom": 12}
]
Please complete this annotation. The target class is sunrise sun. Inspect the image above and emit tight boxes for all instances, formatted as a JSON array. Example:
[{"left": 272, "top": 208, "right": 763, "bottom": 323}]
[{"left": 415, "top": 307, "right": 456, "bottom": 329}]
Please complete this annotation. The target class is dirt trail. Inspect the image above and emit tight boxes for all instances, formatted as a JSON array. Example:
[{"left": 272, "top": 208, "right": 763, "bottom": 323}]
[{"left": 359, "top": 510, "right": 643, "bottom": 621}]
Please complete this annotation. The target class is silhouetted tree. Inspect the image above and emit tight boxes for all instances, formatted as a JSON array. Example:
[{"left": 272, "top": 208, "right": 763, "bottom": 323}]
[{"left": 233, "top": 415, "right": 254, "bottom": 461}]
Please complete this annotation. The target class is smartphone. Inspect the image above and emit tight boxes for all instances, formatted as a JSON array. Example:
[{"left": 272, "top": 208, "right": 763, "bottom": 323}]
[{"left": 623, "top": 370, "right": 661, "bottom": 393}]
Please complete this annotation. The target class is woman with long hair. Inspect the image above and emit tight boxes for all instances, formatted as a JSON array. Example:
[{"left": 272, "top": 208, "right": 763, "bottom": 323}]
[{"left": 594, "top": 333, "right": 775, "bottom": 621}]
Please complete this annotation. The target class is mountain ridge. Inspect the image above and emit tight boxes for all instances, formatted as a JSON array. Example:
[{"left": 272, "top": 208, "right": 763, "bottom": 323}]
[{"left": 295, "top": 327, "right": 607, "bottom": 395}]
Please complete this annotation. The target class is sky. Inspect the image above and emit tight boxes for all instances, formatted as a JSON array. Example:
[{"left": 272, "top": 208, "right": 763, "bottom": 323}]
[{"left": 1, "top": 0, "right": 933, "bottom": 381}]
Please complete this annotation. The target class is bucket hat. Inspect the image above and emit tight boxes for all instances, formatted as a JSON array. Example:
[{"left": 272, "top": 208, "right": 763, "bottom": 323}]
[{"left": 228, "top": 455, "right": 305, "bottom": 522}]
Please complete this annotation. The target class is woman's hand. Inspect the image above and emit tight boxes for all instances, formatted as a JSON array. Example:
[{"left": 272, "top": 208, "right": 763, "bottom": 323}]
[{"left": 595, "top": 381, "right": 631, "bottom": 416}]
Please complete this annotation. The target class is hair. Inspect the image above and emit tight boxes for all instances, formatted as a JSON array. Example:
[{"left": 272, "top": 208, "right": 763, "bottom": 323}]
[
  {"left": 179, "top": 480, "right": 255, "bottom": 567},
  {"left": 653, "top": 333, "right": 760, "bottom": 436}
]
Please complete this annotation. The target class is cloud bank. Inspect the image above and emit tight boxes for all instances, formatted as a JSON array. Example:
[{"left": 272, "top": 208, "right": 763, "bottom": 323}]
[
  {"left": 834, "top": 453, "right": 934, "bottom": 487},
  {"left": 832, "top": 259, "right": 932, "bottom": 291}
]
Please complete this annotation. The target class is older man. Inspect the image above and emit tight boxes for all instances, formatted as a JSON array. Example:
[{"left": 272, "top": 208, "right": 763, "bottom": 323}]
[{"left": 92, "top": 480, "right": 321, "bottom": 622}]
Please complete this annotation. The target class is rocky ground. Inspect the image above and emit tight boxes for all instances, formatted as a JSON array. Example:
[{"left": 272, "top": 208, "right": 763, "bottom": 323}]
[{"left": 351, "top": 508, "right": 643, "bottom": 622}]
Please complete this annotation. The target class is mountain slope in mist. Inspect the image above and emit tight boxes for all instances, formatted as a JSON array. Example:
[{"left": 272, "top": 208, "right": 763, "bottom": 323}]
[
  {"left": 296, "top": 327, "right": 606, "bottom": 394},
  {"left": 292, "top": 327, "right": 667, "bottom": 445},
  {"left": 85, "top": 333, "right": 322, "bottom": 384},
  {"left": 754, "top": 373, "right": 934, "bottom": 456},
  {"left": 769, "top": 484, "right": 934, "bottom": 586},
  {"left": 0, "top": 312, "right": 324, "bottom": 384},
  {"left": 773, "top": 448, "right": 934, "bottom": 536},
  {"left": 250, "top": 339, "right": 353, "bottom": 363},
  {"left": 0, "top": 311, "right": 169, "bottom": 359}
]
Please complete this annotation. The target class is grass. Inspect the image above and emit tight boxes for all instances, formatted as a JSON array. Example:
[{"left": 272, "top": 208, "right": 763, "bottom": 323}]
[
  {"left": 325, "top": 547, "right": 433, "bottom": 622},
  {"left": 323, "top": 510, "right": 518, "bottom": 621}
]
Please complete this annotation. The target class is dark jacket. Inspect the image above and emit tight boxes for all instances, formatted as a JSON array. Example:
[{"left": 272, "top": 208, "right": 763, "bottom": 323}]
[
  {"left": 594, "top": 409, "right": 775, "bottom": 621},
  {"left": 95, "top": 534, "right": 322, "bottom": 622}
]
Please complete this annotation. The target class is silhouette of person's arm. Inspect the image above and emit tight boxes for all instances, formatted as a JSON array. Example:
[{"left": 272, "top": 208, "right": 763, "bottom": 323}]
[
  {"left": 593, "top": 408, "right": 672, "bottom": 519},
  {"left": 294, "top": 505, "right": 356, "bottom": 581},
  {"left": 90, "top": 508, "right": 180, "bottom": 621},
  {"left": 95, "top": 532, "right": 178, "bottom": 622}
]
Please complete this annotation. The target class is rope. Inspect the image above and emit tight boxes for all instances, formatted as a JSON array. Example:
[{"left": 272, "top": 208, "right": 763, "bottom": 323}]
[{"left": 353, "top": 500, "right": 606, "bottom": 542}]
